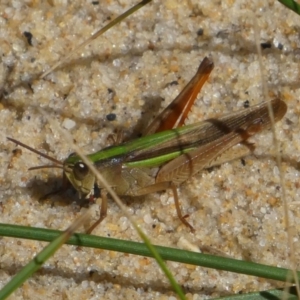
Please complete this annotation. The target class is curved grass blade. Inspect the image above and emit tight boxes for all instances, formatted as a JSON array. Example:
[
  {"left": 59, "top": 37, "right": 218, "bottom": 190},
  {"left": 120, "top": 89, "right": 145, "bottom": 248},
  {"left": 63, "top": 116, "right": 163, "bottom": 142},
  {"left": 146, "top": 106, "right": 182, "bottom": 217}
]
[{"left": 40, "top": 0, "right": 152, "bottom": 78}]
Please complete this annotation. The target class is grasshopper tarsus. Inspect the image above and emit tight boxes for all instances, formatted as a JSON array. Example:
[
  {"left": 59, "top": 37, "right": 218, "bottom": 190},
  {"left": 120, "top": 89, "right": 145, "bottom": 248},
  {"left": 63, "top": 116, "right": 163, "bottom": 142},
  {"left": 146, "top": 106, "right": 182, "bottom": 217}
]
[
  {"left": 180, "top": 214, "right": 195, "bottom": 233},
  {"left": 182, "top": 214, "right": 190, "bottom": 219}
]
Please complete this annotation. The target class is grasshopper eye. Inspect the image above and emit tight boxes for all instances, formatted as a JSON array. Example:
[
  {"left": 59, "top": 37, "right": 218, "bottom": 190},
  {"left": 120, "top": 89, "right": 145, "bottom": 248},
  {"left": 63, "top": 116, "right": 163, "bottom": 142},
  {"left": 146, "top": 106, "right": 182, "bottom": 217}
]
[{"left": 73, "top": 162, "right": 89, "bottom": 180}]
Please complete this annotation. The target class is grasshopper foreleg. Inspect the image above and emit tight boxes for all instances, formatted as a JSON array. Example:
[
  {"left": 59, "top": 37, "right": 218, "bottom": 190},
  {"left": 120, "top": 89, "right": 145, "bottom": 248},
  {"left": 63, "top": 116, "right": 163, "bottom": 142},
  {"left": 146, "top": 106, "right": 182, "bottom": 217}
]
[{"left": 86, "top": 189, "right": 108, "bottom": 234}]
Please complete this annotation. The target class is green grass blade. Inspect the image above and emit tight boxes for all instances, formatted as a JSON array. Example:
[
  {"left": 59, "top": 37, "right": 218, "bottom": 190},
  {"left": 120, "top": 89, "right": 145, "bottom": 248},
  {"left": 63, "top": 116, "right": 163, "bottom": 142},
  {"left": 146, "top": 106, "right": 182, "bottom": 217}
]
[
  {"left": 214, "top": 286, "right": 298, "bottom": 300},
  {"left": 0, "top": 215, "right": 88, "bottom": 299},
  {"left": 0, "top": 223, "right": 298, "bottom": 284},
  {"left": 277, "top": 0, "right": 300, "bottom": 15}
]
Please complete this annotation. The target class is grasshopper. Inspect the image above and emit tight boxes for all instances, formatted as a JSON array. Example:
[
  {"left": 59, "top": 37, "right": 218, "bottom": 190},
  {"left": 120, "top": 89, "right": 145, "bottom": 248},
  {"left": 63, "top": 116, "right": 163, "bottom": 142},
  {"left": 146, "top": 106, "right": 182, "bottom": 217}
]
[{"left": 8, "top": 57, "right": 287, "bottom": 233}]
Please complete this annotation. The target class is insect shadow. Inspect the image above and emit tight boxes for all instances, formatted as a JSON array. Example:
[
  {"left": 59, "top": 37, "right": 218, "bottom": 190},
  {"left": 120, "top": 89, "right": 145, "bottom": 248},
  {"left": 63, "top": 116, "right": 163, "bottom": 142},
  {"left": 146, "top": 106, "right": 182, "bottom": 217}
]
[{"left": 25, "top": 176, "right": 81, "bottom": 208}]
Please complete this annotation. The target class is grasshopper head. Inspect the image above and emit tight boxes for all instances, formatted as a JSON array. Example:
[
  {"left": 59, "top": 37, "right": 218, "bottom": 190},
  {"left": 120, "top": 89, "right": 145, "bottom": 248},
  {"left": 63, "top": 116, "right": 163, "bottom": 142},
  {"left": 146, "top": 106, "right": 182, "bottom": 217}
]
[
  {"left": 63, "top": 154, "right": 96, "bottom": 200},
  {"left": 7, "top": 137, "right": 96, "bottom": 201}
]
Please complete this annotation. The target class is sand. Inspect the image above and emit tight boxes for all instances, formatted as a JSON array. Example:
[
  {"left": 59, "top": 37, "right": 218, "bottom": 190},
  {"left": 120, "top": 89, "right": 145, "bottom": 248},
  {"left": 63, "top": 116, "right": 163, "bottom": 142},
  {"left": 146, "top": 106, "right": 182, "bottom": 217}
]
[{"left": 1, "top": 0, "right": 300, "bottom": 299}]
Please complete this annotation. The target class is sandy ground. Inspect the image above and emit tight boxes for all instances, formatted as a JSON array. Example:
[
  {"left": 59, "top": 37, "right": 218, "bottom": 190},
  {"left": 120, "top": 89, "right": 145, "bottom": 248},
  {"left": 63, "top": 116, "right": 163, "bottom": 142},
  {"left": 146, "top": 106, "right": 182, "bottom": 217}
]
[{"left": 1, "top": 0, "right": 300, "bottom": 299}]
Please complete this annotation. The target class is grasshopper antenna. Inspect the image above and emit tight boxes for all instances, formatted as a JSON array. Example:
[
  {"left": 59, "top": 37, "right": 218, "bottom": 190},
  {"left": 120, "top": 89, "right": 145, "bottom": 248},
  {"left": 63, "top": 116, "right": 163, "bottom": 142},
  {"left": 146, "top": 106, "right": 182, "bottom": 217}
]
[{"left": 7, "top": 137, "right": 64, "bottom": 169}]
